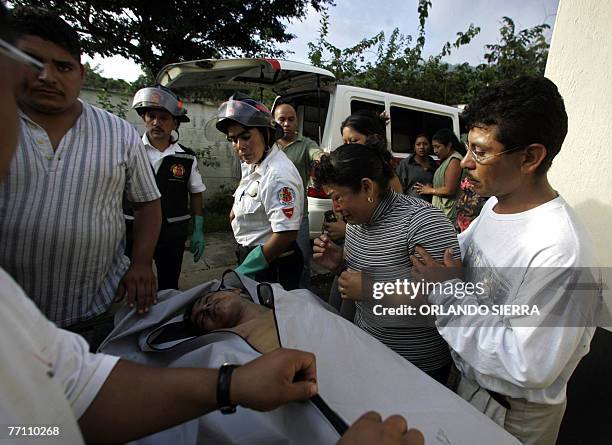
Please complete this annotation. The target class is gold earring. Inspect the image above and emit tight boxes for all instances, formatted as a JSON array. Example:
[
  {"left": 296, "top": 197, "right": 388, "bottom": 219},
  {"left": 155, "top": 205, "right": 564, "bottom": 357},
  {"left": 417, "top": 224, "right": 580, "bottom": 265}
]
[{"left": 367, "top": 196, "right": 373, "bottom": 203}]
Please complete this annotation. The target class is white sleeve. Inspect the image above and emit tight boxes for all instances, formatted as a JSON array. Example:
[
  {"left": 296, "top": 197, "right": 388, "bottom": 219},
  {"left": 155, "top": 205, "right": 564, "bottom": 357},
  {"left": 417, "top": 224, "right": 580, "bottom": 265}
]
[
  {"left": 260, "top": 173, "right": 303, "bottom": 232},
  {"left": 188, "top": 158, "right": 206, "bottom": 194},
  {"left": 429, "top": 266, "right": 599, "bottom": 389},
  {"left": 49, "top": 328, "right": 120, "bottom": 418},
  {"left": 0, "top": 268, "right": 120, "bottom": 420}
]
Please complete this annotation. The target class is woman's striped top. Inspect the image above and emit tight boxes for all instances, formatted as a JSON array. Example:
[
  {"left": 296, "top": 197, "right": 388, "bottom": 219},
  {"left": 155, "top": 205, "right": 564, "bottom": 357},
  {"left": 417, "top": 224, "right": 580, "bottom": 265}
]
[{"left": 344, "top": 191, "right": 459, "bottom": 371}]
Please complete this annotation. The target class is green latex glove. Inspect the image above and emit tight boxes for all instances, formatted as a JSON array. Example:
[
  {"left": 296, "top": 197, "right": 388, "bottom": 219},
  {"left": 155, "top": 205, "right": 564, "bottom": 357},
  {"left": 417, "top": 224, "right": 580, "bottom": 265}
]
[
  {"left": 235, "top": 245, "right": 269, "bottom": 279},
  {"left": 191, "top": 215, "right": 205, "bottom": 262}
]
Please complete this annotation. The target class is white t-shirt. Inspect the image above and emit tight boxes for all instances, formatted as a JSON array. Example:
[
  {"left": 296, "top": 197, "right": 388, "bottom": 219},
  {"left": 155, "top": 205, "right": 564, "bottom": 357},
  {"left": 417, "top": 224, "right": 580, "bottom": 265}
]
[
  {"left": 142, "top": 134, "right": 206, "bottom": 194},
  {"left": 429, "top": 196, "right": 600, "bottom": 404},
  {"left": 0, "top": 268, "right": 119, "bottom": 443},
  {"left": 232, "top": 147, "right": 303, "bottom": 247}
]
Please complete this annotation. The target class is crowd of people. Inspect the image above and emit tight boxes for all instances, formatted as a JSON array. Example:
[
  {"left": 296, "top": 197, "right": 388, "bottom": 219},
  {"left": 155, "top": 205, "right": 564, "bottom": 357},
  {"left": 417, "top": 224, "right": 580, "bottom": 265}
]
[{"left": 0, "top": 4, "right": 602, "bottom": 445}]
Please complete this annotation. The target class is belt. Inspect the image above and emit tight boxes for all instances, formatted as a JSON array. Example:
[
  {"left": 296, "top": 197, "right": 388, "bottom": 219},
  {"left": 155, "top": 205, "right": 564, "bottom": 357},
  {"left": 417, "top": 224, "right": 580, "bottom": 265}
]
[{"left": 486, "top": 389, "right": 511, "bottom": 410}]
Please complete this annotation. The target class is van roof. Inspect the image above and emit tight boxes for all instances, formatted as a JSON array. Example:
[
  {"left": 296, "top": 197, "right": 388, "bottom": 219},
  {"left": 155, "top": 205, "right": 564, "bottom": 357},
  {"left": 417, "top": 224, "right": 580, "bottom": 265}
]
[{"left": 157, "top": 58, "right": 336, "bottom": 92}]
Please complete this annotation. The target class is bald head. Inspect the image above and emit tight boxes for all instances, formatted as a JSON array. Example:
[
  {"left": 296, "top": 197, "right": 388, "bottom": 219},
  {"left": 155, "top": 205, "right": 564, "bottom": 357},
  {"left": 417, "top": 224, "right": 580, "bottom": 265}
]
[{"left": 274, "top": 103, "right": 298, "bottom": 143}]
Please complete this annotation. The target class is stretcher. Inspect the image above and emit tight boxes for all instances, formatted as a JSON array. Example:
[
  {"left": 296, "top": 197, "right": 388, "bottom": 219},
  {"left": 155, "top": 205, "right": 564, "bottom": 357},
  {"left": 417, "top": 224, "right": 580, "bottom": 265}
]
[{"left": 100, "top": 270, "right": 519, "bottom": 445}]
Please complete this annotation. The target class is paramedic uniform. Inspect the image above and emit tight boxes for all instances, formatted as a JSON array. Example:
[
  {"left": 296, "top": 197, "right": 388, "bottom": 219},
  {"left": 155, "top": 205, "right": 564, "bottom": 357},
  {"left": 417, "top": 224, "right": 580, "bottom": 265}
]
[
  {"left": 126, "top": 134, "right": 206, "bottom": 290},
  {"left": 232, "top": 146, "right": 304, "bottom": 290}
]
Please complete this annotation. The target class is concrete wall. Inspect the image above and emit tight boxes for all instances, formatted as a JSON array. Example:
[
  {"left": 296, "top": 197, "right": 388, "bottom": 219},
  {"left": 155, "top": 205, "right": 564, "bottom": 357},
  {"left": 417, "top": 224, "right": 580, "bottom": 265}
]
[
  {"left": 79, "top": 87, "right": 240, "bottom": 205},
  {"left": 545, "top": 0, "right": 612, "bottom": 327}
]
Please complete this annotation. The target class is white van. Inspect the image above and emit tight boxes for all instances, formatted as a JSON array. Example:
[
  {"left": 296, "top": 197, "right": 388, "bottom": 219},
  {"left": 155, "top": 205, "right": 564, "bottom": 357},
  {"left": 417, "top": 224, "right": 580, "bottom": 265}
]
[{"left": 157, "top": 58, "right": 461, "bottom": 238}]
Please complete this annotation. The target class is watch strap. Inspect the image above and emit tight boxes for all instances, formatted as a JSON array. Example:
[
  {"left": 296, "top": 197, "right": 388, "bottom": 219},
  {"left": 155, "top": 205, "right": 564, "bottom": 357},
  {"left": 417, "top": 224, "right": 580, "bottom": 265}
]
[{"left": 217, "top": 363, "right": 239, "bottom": 414}]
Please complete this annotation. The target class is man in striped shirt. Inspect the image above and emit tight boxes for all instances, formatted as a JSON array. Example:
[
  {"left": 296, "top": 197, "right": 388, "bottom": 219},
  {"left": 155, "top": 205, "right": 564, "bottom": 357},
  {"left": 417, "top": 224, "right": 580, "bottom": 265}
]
[{"left": 0, "top": 7, "right": 162, "bottom": 336}]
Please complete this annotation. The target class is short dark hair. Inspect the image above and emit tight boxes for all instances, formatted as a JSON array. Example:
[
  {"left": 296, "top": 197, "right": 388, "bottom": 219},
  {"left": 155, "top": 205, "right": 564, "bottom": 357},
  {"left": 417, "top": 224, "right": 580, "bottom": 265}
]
[
  {"left": 432, "top": 128, "right": 466, "bottom": 156},
  {"left": 11, "top": 6, "right": 81, "bottom": 61},
  {"left": 340, "top": 111, "right": 388, "bottom": 153},
  {"left": 462, "top": 76, "right": 568, "bottom": 174},
  {"left": 314, "top": 143, "right": 394, "bottom": 195}
]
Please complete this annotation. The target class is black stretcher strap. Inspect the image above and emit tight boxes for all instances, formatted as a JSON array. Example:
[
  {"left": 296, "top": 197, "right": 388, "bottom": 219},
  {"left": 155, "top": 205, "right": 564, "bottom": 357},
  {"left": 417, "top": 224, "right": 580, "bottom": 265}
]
[{"left": 310, "top": 394, "right": 349, "bottom": 436}]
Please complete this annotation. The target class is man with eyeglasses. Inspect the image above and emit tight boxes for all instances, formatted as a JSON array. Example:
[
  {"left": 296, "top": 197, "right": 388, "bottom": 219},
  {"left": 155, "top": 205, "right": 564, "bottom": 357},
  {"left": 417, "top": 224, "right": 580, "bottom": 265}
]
[{"left": 412, "top": 76, "right": 600, "bottom": 445}]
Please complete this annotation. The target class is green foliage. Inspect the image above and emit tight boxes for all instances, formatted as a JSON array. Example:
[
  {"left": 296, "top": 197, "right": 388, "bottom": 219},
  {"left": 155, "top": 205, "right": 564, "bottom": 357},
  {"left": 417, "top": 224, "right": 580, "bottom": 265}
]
[
  {"left": 204, "top": 183, "right": 238, "bottom": 233},
  {"left": 83, "top": 63, "right": 132, "bottom": 92},
  {"left": 95, "top": 89, "right": 130, "bottom": 119},
  {"left": 12, "top": 0, "right": 334, "bottom": 77},
  {"left": 483, "top": 17, "right": 550, "bottom": 78},
  {"left": 194, "top": 146, "right": 221, "bottom": 169},
  {"left": 307, "top": 3, "right": 550, "bottom": 105}
]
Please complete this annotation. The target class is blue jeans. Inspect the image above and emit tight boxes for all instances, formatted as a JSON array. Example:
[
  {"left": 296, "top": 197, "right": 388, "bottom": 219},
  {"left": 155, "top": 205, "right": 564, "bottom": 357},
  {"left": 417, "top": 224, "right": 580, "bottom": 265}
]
[{"left": 296, "top": 214, "right": 311, "bottom": 289}]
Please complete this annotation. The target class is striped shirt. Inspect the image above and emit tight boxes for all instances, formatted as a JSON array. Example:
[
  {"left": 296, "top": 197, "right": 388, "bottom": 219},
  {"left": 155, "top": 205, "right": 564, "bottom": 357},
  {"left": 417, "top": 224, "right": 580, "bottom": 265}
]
[
  {"left": 0, "top": 101, "right": 160, "bottom": 327},
  {"left": 344, "top": 191, "right": 459, "bottom": 371}
]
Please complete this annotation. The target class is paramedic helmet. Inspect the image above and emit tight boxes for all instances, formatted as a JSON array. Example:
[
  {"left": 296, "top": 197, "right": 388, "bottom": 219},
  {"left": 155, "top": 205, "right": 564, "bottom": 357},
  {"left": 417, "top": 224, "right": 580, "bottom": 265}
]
[
  {"left": 132, "top": 85, "right": 190, "bottom": 123},
  {"left": 215, "top": 92, "right": 283, "bottom": 146}
]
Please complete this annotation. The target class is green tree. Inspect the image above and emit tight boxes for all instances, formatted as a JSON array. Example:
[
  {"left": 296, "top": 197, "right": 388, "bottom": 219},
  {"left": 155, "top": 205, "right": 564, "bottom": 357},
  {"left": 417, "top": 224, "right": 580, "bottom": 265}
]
[
  {"left": 307, "top": 0, "right": 480, "bottom": 104},
  {"left": 83, "top": 63, "right": 132, "bottom": 92},
  {"left": 11, "top": 0, "right": 334, "bottom": 76},
  {"left": 482, "top": 17, "right": 550, "bottom": 79},
  {"left": 307, "top": 1, "right": 550, "bottom": 105}
]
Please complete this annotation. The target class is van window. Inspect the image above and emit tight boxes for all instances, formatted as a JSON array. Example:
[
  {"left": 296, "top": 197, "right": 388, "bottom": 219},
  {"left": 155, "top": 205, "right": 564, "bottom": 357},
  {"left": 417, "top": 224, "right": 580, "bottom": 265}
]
[
  {"left": 389, "top": 106, "right": 454, "bottom": 154},
  {"left": 350, "top": 100, "right": 384, "bottom": 116},
  {"left": 277, "top": 91, "right": 330, "bottom": 145}
]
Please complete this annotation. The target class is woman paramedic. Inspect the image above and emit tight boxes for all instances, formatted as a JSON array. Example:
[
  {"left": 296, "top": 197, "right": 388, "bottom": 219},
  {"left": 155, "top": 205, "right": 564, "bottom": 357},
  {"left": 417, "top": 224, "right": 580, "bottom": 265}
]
[{"left": 216, "top": 93, "right": 304, "bottom": 290}]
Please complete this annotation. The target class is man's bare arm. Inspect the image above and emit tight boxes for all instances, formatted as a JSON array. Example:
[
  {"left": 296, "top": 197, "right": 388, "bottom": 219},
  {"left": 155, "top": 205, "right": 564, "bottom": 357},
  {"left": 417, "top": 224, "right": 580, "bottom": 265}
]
[
  {"left": 79, "top": 348, "right": 317, "bottom": 444},
  {"left": 115, "top": 199, "right": 161, "bottom": 313}
]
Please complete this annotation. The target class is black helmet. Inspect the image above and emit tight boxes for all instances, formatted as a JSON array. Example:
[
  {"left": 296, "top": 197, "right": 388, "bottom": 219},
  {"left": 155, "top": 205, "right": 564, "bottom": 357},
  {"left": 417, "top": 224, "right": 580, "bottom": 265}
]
[
  {"left": 132, "top": 85, "right": 190, "bottom": 123},
  {"left": 216, "top": 92, "right": 283, "bottom": 141}
]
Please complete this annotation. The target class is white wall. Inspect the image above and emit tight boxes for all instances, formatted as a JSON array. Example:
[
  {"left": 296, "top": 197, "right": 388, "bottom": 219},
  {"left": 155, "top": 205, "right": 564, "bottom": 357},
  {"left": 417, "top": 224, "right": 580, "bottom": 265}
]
[
  {"left": 79, "top": 87, "right": 240, "bottom": 204},
  {"left": 545, "top": 0, "right": 612, "bottom": 328}
]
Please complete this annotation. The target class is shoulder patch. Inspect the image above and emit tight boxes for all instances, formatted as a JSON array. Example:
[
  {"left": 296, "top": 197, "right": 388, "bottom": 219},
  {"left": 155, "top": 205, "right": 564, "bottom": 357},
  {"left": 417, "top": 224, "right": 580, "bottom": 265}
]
[{"left": 277, "top": 186, "right": 296, "bottom": 208}]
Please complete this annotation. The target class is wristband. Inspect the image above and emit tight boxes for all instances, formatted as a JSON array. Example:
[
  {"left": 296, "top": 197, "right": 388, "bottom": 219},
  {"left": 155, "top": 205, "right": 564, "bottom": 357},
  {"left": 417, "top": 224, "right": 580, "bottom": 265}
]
[{"left": 217, "top": 363, "right": 240, "bottom": 414}]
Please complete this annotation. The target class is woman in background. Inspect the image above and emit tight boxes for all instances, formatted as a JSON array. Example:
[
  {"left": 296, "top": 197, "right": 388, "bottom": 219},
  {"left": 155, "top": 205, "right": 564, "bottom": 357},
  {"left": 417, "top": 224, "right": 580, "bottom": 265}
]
[
  {"left": 414, "top": 128, "right": 464, "bottom": 221},
  {"left": 396, "top": 133, "right": 437, "bottom": 201}
]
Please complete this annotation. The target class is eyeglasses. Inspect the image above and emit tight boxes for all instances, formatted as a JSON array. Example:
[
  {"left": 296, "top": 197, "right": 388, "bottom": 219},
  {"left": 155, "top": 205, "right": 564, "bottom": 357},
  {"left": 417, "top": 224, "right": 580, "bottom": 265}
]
[
  {"left": 0, "top": 38, "right": 44, "bottom": 72},
  {"left": 466, "top": 144, "right": 527, "bottom": 164}
]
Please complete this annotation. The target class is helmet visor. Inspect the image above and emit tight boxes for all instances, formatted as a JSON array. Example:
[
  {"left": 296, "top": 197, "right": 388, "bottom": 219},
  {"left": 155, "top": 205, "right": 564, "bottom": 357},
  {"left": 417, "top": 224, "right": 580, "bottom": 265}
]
[{"left": 216, "top": 99, "right": 274, "bottom": 131}]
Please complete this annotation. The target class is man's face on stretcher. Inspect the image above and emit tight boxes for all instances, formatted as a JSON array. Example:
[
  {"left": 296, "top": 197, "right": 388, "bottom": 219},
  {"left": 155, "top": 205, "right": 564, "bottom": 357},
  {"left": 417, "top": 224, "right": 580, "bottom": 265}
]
[{"left": 188, "top": 288, "right": 246, "bottom": 332}]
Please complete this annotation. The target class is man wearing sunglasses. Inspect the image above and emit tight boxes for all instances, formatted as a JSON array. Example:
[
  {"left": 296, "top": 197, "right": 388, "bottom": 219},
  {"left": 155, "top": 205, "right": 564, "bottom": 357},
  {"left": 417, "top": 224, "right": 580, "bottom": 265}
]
[{"left": 412, "top": 76, "right": 600, "bottom": 445}]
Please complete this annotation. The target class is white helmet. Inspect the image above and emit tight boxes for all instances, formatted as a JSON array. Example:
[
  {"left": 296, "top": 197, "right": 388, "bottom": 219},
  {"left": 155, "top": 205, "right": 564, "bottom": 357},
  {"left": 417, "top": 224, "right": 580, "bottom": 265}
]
[{"left": 132, "top": 85, "right": 190, "bottom": 123}]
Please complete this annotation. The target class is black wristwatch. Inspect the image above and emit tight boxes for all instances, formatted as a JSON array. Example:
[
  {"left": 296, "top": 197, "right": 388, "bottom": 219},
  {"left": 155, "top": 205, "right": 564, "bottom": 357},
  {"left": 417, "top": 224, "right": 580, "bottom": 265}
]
[{"left": 217, "top": 363, "right": 240, "bottom": 414}]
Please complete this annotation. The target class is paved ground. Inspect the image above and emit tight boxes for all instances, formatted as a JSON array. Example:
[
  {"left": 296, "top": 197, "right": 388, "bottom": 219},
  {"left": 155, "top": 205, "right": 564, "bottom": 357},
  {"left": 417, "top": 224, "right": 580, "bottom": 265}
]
[
  {"left": 178, "top": 231, "right": 238, "bottom": 290},
  {"left": 178, "top": 232, "right": 334, "bottom": 299}
]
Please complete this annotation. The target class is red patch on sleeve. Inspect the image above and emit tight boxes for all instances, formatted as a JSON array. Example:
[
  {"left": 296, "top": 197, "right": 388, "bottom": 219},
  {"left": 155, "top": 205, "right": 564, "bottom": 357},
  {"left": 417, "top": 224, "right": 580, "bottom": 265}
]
[{"left": 282, "top": 207, "right": 294, "bottom": 218}]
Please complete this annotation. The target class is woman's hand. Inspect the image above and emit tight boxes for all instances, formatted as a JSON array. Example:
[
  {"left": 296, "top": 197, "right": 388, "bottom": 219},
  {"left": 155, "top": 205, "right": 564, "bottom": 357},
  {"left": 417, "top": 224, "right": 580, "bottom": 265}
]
[
  {"left": 338, "top": 269, "right": 362, "bottom": 301},
  {"left": 323, "top": 218, "right": 347, "bottom": 241},
  {"left": 413, "top": 182, "right": 434, "bottom": 196},
  {"left": 313, "top": 234, "right": 344, "bottom": 273}
]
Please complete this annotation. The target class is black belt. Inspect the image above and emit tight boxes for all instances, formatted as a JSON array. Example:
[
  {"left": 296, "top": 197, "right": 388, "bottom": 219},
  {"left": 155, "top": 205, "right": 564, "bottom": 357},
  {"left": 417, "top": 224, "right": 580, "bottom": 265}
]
[{"left": 486, "top": 389, "right": 511, "bottom": 410}]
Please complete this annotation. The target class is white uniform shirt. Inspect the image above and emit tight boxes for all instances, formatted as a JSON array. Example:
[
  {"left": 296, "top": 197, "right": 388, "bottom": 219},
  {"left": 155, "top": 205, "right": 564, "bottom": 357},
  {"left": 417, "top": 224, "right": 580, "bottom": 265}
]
[
  {"left": 142, "top": 134, "right": 206, "bottom": 194},
  {"left": 429, "top": 196, "right": 600, "bottom": 404},
  {"left": 232, "top": 147, "right": 303, "bottom": 247},
  {"left": 0, "top": 268, "right": 119, "bottom": 444}
]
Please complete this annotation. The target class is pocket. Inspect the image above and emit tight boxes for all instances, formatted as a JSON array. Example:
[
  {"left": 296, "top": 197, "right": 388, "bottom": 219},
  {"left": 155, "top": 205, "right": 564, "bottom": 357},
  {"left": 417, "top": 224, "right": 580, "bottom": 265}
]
[
  {"left": 238, "top": 196, "right": 262, "bottom": 215},
  {"left": 457, "top": 376, "right": 507, "bottom": 427}
]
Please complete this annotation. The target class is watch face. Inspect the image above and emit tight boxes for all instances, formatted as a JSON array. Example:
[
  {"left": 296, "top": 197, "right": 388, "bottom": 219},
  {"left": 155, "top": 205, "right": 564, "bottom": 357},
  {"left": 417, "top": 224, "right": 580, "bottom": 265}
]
[{"left": 219, "top": 405, "right": 237, "bottom": 415}]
